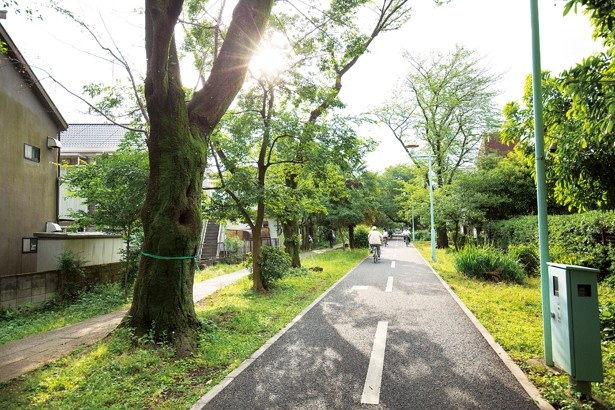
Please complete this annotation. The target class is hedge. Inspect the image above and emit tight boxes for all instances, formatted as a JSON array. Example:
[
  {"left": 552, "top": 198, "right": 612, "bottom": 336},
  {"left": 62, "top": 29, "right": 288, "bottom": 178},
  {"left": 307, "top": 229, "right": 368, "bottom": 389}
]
[{"left": 485, "top": 210, "right": 615, "bottom": 280}]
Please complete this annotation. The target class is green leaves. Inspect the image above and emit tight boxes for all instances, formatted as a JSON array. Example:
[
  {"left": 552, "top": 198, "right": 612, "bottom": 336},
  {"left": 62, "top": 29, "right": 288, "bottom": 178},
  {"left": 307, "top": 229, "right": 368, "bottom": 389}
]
[
  {"left": 60, "top": 133, "right": 149, "bottom": 233},
  {"left": 377, "top": 45, "right": 502, "bottom": 188}
]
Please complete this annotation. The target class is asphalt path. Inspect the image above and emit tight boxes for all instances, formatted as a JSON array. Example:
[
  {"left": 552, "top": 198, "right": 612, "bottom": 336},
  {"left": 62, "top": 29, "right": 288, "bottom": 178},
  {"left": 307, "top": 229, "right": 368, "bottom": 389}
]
[{"left": 193, "top": 239, "right": 544, "bottom": 409}]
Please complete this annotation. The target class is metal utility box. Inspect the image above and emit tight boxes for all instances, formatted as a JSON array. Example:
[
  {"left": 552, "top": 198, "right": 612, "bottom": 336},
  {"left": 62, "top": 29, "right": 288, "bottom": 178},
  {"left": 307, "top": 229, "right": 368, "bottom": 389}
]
[{"left": 548, "top": 263, "right": 603, "bottom": 382}]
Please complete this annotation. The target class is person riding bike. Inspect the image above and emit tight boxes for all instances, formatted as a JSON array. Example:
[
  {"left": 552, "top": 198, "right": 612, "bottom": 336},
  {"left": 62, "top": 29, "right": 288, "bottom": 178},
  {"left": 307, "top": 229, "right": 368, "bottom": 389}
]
[
  {"left": 382, "top": 229, "right": 389, "bottom": 246},
  {"left": 368, "top": 226, "right": 383, "bottom": 260},
  {"left": 401, "top": 228, "right": 410, "bottom": 246}
]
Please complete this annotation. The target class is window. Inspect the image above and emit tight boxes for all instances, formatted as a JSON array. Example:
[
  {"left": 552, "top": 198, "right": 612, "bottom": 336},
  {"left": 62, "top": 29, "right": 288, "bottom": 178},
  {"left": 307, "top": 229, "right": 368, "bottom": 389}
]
[
  {"left": 22, "top": 237, "right": 38, "bottom": 253},
  {"left": 24, "top": 143, "right": 40, "bottom": 163}
]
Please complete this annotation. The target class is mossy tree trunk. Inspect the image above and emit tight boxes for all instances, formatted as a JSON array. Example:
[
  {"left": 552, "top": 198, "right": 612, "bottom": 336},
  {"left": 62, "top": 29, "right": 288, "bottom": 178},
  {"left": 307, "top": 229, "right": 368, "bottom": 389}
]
[
  {"left": 126, "top": 0, "right": 273, "bottom": 356},
  {"left": 282, "top": 218, "right": 301, "bottom": 268}
]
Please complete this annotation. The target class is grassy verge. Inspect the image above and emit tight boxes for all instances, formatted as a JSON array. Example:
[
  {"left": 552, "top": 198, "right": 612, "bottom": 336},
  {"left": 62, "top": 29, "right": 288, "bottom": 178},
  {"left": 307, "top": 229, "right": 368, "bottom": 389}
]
[
  {"left": 0, "top": 263, "right": 243, "bottom": 347},
  {"left": 0, "top": 248, "right": 367, "bottom": 409},
  {"left": 414, "top": 242, "right": 615, "bottom": 410},
  {"left": 0, "top": 283, "right": 129, "bottom": 346}
]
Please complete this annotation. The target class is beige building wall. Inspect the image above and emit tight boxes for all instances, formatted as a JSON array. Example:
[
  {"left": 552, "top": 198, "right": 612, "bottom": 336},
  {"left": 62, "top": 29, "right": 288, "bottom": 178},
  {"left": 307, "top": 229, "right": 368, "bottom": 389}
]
[{"left": 0, "top": 39, "right": 65, "bottom": 277}]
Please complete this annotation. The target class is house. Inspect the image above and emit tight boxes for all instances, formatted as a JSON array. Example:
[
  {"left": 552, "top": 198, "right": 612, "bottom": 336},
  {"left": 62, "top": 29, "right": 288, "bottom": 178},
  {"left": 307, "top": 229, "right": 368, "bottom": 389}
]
[
  {"left": 0, "top": 24, "right": 122, "bottom": 308},
  {"left": 479, "top": 133, "right": 514, "bottom": 158},
  {"left": 58, "top": 123, "right": 130, "bottom": 221},
  {"left": 0, "top": 22, "right": 68, "bottom": 279}
]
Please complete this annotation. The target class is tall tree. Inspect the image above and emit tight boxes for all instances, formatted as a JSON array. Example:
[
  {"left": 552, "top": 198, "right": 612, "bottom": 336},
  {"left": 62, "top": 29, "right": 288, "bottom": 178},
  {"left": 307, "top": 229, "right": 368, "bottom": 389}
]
[
  {"left": 326, "top": 168, "right": 381, "bottom": 249},
  {"left": 501, "top": 69, "right": 615, "bottom": 211},
  {"left": 126, "top": 0, "right": 273, "bottom": 356},
  {"left": 377, "top": 164, "right": 416, "bottom": 226},
  {"left": 375, "top": 45, "right": 501, "bottom": 247},
  {"left": 277, "top": 0, "right": 423, "bottom": 265}
]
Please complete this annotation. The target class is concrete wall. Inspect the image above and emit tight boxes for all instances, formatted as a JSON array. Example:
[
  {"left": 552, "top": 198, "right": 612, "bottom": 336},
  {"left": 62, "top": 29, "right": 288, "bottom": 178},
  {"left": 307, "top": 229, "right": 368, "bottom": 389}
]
[
  {"left": 0, "top": 48, "right": 63, "bottom": 277},
  {"left": 0, "top": 262, "right": 122, "bottom": 309},
  {"left": 34, "top": 232, "right": 123, "bottom": 272}
]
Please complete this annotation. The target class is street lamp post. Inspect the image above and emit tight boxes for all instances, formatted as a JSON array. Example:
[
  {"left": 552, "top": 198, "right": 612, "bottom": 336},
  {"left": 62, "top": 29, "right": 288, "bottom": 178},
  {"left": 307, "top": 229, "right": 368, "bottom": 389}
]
[
  {"left": 405, "top": 145, "right": 436, "bottom": 262},
  {"left": 530, "top": 0, "right": 552, "bottom": 366},
  {"left": 426, "top": 155, "right": 436, "bottom": 263}
]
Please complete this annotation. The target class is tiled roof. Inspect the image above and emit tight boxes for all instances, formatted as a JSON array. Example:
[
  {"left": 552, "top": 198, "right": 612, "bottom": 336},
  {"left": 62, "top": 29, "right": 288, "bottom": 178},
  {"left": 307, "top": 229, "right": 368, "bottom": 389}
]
[{"left": 60, "top": 123, "right": 130, "bottom": 151}]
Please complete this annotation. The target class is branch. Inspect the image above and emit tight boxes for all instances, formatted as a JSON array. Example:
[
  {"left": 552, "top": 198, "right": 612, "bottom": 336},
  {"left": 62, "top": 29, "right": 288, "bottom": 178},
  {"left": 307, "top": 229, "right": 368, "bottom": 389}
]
[
  {"left": 52, "top": 5, "right": 149, "bottom": 124},
  {"left": 21, "top": 60, "right": 147, "bottom": 135}
]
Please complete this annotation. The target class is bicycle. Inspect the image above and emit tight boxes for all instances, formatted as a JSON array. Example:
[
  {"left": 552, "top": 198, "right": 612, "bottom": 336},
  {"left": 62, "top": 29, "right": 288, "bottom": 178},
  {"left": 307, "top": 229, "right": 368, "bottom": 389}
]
[
  {"left": 371, "top": 245, "right": 380, "bottom": 263},
  {"left": 404, "top": 236, "right": 409, "bottom": 246}
]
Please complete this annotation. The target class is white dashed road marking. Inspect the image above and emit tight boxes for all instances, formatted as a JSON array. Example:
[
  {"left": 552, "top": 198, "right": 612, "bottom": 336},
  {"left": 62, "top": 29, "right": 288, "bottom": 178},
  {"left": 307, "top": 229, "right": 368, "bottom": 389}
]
[
  {"left": 361, "top": 321, "right": 389, "bottom": 405},
  {"left": 385, "top": 276, "right": 394, "bottom": 293}
]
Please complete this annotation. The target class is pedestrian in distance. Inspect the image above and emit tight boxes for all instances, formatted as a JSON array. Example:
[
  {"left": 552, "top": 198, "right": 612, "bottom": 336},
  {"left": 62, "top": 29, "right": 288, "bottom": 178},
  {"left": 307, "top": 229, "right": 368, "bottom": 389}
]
[{"left": 327, "top": 229, "right": 335, "bottom": 248}]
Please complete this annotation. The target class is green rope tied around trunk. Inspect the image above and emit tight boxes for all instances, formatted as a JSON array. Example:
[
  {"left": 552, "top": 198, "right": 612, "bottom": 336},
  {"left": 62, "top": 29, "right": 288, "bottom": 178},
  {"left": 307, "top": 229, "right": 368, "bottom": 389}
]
[{"left": 140, "top": 252, "right": 201, "bottom": 273}]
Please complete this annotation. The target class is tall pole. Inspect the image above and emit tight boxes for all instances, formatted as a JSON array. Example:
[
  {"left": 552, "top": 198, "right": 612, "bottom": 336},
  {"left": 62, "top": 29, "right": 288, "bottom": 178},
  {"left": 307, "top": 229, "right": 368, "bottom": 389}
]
[
  {"left": 530, "top": 0, "right": 552, "bottom": 366},
  {"left": 428, "top": 155, "right": 436, "bottom": 262},
  {"left": 405, "top": 145, "right": 436, "bottom": 262}
]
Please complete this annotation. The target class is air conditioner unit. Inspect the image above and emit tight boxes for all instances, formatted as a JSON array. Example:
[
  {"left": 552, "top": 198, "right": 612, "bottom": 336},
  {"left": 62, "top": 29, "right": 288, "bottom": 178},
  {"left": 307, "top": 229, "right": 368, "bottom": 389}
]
[
  {"left": 46, "top": 222, "right": 62, "bottom": 232},
  {"left": 47, "top": 137, "right": 62, "bottom": 149}
]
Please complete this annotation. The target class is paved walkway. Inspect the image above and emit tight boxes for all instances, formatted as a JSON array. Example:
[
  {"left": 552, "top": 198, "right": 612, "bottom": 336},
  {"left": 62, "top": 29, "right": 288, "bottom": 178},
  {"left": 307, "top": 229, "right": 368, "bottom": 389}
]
[
  {"left": 0, "top": 269, "right": 249, "bottom": 383},
  {"left": 192, "top": 242, "right": 553, "bottom": 409}
]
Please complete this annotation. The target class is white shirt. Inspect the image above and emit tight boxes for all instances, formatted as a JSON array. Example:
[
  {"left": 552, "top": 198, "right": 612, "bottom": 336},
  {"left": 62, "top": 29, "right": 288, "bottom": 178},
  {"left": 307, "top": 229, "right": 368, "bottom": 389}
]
[{"left": 368, "top": 230, "right": 383, "bottom": 245}]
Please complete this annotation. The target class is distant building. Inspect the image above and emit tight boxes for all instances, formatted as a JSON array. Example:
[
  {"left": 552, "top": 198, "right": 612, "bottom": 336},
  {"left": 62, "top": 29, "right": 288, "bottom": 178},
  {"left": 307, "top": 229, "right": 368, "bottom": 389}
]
[{"left": 479, "top": 133, "right": 514, "bottom": 158}]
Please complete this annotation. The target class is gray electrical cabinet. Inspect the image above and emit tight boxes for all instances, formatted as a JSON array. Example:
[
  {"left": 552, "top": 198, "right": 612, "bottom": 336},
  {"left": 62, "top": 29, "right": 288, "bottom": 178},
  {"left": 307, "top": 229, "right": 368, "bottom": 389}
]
[{"left": 548, "top": 263, "right": 603, "bottom": 383}]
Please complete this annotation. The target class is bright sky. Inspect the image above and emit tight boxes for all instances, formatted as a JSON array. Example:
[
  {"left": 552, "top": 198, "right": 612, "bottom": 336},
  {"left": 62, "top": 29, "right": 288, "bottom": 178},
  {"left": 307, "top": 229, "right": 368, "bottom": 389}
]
[{"left": 2, "top": 0, "right": 602, "bottom": 172}]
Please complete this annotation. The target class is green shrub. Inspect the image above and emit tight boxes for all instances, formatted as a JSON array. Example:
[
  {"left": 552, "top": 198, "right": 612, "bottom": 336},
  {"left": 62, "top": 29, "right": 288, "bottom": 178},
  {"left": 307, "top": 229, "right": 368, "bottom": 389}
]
[
  {"left": 354, "top": 226, "right": 370, "bottom": 248},
  {"left": 454, "top": 246, "right": 525, "bottom": 284},
  {"left": 414, "top": 230, "right": 431, "bottom": 242},
  {"left": 507, "top": 243, "right": 540, "bottom": 277},
  {"left": 487, "top": 211, "right": 615, "bottom": 283},
  {"left": 222, "top": 236, "right": 245, "bottom": 264},
  {"left": 246, "top": 246, "right": 292, "bottom": 290},
  {"left": 600, "top": 301, "right": 615, "bottom": 341},
  {"left": 486, "top": 215, "right": 539, "bottom": 250},
  {"left": 57, "top": 250, "right": 87, "bottom": 300}
]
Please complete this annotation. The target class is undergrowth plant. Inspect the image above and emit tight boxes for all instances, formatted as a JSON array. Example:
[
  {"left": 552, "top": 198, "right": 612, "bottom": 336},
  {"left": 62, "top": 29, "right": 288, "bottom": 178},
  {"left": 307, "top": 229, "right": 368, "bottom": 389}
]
[
  {"left": 56, "top": 250, "right": 87, "bottom": 300},
  {"left": 454, "top": 246, "right": 525, "bottom": 284},
  {"left": 507, "top": 243, "right": 540, "bottom": 277}
]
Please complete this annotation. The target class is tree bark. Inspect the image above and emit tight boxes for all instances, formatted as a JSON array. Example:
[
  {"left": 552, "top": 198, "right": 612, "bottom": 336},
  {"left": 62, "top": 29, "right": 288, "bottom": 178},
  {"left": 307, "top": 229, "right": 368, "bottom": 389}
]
[
  {"left": 437, "top": 225, "right": 449, "bottom": 249},
  {"left": 348, "top": 224, "right": 355, "bottom": 249},
  {"left": 126, "top": 0, "right": 273, "bottom": 356},
  {"left": 283, "top": 219, "right": 301, "bottom": 267}
]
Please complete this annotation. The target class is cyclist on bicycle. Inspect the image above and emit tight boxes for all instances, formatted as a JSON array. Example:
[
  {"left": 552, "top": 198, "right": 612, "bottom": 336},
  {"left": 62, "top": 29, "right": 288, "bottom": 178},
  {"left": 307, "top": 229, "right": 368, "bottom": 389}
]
[
  {"left": 401, "top": 228, "right": 410, "bottom": 246},
  {"left": 382, "top": 229, "right": 389, "bottom": 246},
  {"left": 368, "top": 226, "right": 383, "bottom": 260}
]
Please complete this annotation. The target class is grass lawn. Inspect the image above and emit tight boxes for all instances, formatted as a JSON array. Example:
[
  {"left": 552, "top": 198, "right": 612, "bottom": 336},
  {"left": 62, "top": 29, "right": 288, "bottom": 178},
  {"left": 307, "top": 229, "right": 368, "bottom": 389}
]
[
  {"left": 0, "top": 263, "right": 241, "bottom": 347},
  {"left": 414, "top": 242, "right": 615, "bottom": 410}
]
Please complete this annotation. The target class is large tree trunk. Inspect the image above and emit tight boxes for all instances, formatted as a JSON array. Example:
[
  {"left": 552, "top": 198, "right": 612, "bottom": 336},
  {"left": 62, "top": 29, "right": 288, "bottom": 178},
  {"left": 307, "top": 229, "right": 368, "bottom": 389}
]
[
  {"left": 282, "top": 174, "right": 301, "bottom": 268},
  {"left": 282, "top": 219, "right": 301, "bottom": 267},
  {"left": 348, "top": 224, "right": 355, "bottom": 249},
  {"left": 437, "top": 225, "right": 449, "bottom": 249},
  {"left": 251, "top": 222, "right": 265, "bottom": 291},
  {"left": 126, "top": 0, "right": 273, "bottom": 356}
]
